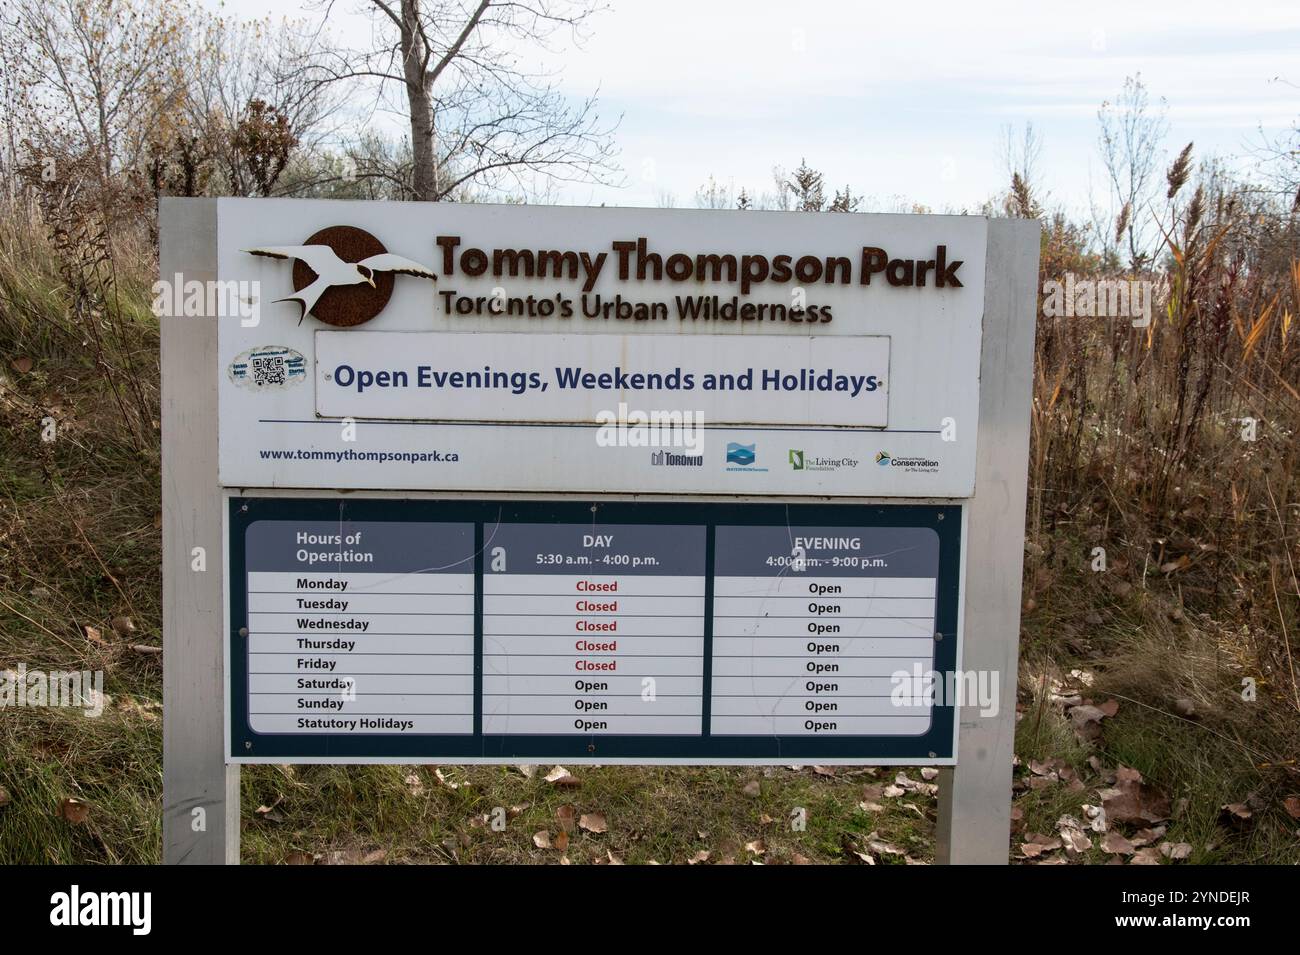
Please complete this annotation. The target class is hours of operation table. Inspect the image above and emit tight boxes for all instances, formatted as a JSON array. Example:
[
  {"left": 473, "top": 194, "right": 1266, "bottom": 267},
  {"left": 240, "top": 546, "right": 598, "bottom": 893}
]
[{"left": 230, "top": 500, "right": 959, "bottom": 761}]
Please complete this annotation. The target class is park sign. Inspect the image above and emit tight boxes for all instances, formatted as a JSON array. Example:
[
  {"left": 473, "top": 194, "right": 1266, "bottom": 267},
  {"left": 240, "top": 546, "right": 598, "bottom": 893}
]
[
  {"left": 216, "top": 199, "right": 987, "bottom": 496},
  {"left": 161, "top": 197, "right": 1037, "bottom": 863}
]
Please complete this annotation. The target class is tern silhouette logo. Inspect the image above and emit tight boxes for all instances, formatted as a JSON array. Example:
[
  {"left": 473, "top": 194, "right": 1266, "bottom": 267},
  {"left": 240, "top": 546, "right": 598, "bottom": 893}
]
[{"left": 245, "top": 225, "right": 437, "bottom": 327}]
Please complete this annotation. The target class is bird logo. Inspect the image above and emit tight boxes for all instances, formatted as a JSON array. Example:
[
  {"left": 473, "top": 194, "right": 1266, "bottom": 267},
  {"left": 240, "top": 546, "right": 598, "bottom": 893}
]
[{"left": 245, "top": 225, "right": 436, "bottom": 327}]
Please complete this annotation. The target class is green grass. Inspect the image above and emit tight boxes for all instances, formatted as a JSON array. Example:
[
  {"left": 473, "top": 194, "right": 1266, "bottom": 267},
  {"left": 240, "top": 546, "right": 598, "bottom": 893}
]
[{"left": 238, "top": 764, "right": 936, "bottom": 865}]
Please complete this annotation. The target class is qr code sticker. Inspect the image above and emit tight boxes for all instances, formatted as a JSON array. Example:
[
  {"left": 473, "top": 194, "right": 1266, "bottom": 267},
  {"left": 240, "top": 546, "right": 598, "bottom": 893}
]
[{"left": 251, "top": 355, "right": 286, "bottom": 387}]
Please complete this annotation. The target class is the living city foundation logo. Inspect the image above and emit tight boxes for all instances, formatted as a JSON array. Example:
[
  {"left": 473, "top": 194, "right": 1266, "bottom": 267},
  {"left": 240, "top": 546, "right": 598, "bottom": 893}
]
[{"left": 789, "top": 449, "right": 859, "bottom": 472}]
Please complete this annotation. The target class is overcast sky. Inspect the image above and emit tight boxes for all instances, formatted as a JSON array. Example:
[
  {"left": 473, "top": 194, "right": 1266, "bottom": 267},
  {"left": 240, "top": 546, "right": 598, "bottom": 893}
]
[{"left": 205, "top": 0, "right": 1300, "bottom": 215}]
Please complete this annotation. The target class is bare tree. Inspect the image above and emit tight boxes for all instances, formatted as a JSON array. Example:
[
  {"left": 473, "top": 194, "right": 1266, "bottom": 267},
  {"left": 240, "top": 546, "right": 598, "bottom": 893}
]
[
  {"left": 3, "top": 0, "right": 190, "bottom": 197},
  {"left": 305, "top": 0, "right": 620, "bottom": 201},
  {"left": 183, "top": 13, "right": 342, "bottom": 197},
  {"left": 1098, "top": 74, "right": 1168, "bottom": 270},
  {"left": 694, "top": 174, "right": 732, "bottom": 209}
]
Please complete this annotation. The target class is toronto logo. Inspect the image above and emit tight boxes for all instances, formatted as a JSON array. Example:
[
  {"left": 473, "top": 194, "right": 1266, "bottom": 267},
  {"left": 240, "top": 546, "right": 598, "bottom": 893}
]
[{"left": 246, "top": 225, "right": 437, "bottom": 326}]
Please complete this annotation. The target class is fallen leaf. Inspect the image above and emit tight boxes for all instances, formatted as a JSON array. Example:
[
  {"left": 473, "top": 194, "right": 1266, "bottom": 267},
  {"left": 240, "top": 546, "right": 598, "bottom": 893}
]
[
  {"left": 362, "top": 849, "right": 387, "bottom": 864},
  {"left": 865, "top": 832, "right": 904, "bottom": 857},
  {"left": 686, "top": 850, "right": 710, "bottom": 865},
  {"left": 0, "top": 786, "right": 9, "bottom": 807},
  {"left": 1130, "top": 847, "right": 1162, "bottom": 865},
  {"left": 1101, "top": 766, "right": 1171, "bottom": 825},
  {"left": 555, "top": 804, "right": 577, "bottom": 831},
  {"left": 1068, "top": 704, "right": 1109, "bottom": 741},
  {"left": 284, "top": 851, "right": 314, "bottom": 865},
  {"left": 606, "top": 849, "right": 624, "bottom": 865},
  {"left": 532, "top": 831, "right": 551, "bottom": 849},
  {"left": 404, "top": 772, "right": 424, "bottom": 797},
  {"left": 433, "top": 768, "right": 466, "bottom": 790},
  {"left": 1219, "top": 802, "right": 1253, "bottom": 826},
  {"left": 59, "top": 798, "right": 90, "bottom": 825},
  {"left": 544, "top": 765, "right": 570, "bottom": 783},
  {"left": 554, "top": 831, "right": 570, "bottom": 851},
  {"left": 742, "top": 779, "right": 761, "bottom": 797},
  {"left": 883, "top": 784, "right": 906, "bottom": 798},
  {"left": 10, "top": 357, "right": 33, "bottom": 374},
  {"left": 858, "top": 801, "right": 884, "bottom": 813},
  {"left": 1101, "top": 831, "right": 1135, "bottom": 855},
  {"left": 812, "top": 765, "right": 836, "bottom": 777},
  {"left": 111, "top": 616, "right": 136, "bottom": 636},
  {"left": 744, "top": 839, "right": 766, "bottom": 855},
  {"left": 1160, "top": 842, "right": 1193, "bottom": 860},
  {"left": 1061, "top": 829, "right": 1091, "bottom": 853},
  {"left": 1130, "top": 826, "right": 1166, "bottom": 847},
  {"left": 83, "top": 625, "right": 104, "bottom": 644},
  {"left": 1020, "top": 833, "right": 1063, "bottom": 858},
  {"left": 1282, "top": 796, "right": 1300, "bottom": 820},
  {"left": 1082, "top": 803, "right": 1108, "bottom": 832},
  {"left": 920, "top": 767, "right": 939, "bottom": 781},
  {"left": 578, "top": 812, "right": 607, "bottom": 834},
  {"left": 517, "top": 764, "right": 537, "bottom": 779}
]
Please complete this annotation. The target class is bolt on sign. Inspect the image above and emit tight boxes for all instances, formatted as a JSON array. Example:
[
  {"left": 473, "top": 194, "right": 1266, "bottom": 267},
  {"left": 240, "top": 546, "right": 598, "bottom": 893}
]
[{"left": 163, "top": 199, "right": 1036, "bottom": 862}]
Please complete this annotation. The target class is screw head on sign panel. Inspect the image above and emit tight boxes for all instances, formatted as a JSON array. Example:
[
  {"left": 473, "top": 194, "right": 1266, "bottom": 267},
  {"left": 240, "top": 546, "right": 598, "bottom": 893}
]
[
  {"left": 241, "top": 503, "right": 248, "bottom": 512},
  {"left": 935, "top": 632, "right": 943, "bottom": 641},
  {"left": 245, "top": 741, "right": 252, "bottom": 750},
  {"left": 928, "top": 752, "right": 937, "bottom": 759},
  {"left": 937, "top": 512, "right": 944, "bottom": 521},
  {"left": 239, "top": 627, "right": 248, "bottom": 637}
]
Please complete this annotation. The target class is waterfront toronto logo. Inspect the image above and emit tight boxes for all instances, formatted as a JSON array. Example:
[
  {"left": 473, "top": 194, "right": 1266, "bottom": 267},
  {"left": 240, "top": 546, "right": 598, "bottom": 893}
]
[
  {"left": 246, "top": 225, "right": 437, "bottom": 326},
  {"left": 726, "top": 442, "right": 756, "bottom": 466}
]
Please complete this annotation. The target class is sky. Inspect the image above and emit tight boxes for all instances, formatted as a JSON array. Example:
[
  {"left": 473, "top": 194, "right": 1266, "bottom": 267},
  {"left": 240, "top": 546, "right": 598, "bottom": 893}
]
[{"left": 203, "top": 0, "right": 1300, "bottom": 216}]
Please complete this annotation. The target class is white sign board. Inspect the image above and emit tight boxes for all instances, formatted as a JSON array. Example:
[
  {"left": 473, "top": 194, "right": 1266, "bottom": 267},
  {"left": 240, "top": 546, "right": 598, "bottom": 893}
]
[{"left": 213, "top": 199, "right": 987, "bottom": 496}]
